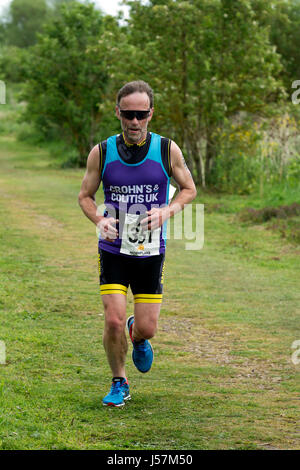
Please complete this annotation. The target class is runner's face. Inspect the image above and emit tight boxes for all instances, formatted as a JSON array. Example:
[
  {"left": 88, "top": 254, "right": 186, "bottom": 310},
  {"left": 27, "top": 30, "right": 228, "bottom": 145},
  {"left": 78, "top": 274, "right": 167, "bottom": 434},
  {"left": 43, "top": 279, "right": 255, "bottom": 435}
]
[{"left": 116, "top": 92, "right": 153, "bottom": 144}]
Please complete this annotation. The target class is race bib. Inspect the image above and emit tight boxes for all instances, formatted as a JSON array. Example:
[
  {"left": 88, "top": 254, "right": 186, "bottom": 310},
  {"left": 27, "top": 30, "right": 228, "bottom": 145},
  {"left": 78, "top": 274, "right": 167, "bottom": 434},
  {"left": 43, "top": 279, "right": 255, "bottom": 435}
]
[{"left": 120, "top": 213, "right": 160, "bottom": 256}]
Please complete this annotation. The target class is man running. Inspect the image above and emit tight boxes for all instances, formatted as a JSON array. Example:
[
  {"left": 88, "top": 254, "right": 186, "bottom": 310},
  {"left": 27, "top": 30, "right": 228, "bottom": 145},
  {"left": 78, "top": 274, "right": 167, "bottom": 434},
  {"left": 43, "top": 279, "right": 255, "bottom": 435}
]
[{"left": 78, "top": 80, "right": 197, "bottom": 407}]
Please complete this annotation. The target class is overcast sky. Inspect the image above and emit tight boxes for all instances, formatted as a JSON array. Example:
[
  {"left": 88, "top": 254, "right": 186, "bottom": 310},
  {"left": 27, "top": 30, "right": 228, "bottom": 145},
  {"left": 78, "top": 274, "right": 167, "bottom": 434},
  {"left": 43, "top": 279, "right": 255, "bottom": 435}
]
[{"left": 0, "top": 0, "right": 129, "bottom": 18}]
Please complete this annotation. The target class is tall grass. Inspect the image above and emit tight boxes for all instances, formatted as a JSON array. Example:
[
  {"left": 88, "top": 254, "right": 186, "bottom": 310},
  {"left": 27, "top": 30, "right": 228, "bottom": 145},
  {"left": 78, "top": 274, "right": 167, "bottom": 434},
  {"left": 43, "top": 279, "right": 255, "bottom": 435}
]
[{"left": 210, "top": 111, "right": 300, "bottom": 195}]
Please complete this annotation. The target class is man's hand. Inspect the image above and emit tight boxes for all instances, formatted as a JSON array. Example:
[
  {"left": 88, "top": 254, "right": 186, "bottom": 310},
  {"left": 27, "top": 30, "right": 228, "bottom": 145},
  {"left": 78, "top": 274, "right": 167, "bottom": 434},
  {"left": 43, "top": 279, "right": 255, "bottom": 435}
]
[
  {"left": 97, "top": 217, "right": 119, "bottom": 242},
  {"left": 140, "top": 207, "right": 169, "bottom": 231}
]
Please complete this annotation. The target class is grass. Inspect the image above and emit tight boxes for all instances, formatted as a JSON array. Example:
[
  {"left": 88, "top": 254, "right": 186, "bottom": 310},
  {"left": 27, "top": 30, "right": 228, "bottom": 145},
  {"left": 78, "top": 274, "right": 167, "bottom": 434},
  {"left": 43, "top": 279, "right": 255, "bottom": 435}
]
[{"left": 0, "top": 128, "right": 299, "bottom": 450}]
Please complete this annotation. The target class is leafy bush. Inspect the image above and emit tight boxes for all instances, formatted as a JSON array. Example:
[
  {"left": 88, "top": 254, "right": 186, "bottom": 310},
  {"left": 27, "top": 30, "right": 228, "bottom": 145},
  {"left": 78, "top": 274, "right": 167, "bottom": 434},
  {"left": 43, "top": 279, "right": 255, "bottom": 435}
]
[{"left": 22, "top": 1, "right": 125, "bottom": 166}]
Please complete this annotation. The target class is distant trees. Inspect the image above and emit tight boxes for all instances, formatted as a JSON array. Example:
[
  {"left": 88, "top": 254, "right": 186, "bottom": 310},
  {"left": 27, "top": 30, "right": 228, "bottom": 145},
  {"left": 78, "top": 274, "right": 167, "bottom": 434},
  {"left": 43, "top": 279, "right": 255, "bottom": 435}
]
[
  {"left": 4, "top": 0, "right": 48, "bottom": 47},
  {"left": 123, "top": 0, "right": 283, "bottom": 185},
  {"left": 268, "top": 0, "right": 300, "bottom": 91},
  {"left": 1, "top": 0, "right": 78, "bottom": 47},
  {"left": 23, "top": 1, "right": 126, "bottom": 165},
  {"left": 0, "top": 0, "right": 299, "bottom": 189}
]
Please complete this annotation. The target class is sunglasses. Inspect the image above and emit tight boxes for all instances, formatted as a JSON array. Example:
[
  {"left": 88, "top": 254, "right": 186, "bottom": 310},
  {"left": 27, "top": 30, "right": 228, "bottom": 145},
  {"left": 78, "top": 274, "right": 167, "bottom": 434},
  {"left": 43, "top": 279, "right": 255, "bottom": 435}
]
[{"left": 119, "top": 109, "right": 150, "bottom": 120}]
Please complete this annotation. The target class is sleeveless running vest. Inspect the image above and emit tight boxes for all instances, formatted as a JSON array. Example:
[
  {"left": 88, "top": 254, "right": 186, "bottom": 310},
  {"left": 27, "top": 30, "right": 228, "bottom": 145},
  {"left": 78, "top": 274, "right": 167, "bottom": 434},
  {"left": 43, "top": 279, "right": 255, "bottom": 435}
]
[{"left": 99, "top": 132, "right": 170, "bottom": 257}]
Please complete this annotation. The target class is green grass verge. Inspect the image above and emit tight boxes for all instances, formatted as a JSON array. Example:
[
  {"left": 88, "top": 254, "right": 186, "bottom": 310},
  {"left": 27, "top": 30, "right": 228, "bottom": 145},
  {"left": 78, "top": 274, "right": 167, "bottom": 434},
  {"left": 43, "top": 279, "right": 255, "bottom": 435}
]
[{"left": 0, "top": 133, "right": 299, "bottom": 450}]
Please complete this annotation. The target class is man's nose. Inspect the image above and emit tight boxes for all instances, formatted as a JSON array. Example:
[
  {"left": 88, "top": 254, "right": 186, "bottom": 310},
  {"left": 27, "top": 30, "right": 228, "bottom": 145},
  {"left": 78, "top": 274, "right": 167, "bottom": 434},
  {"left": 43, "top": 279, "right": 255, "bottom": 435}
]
[{"left": 131, "top": 117, "right": 139, "bottom": 125}]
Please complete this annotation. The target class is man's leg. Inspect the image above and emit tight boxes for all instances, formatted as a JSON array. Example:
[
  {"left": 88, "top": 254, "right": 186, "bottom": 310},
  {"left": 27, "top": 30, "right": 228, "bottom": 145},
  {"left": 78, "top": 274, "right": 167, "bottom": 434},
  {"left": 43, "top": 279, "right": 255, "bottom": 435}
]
[
  {"left": 127, "top": 253, "right": 165, "bottom": 373},
  {"left": 126, "top": 301, "right": 162, "bottom": 373},
  {"left": 132, "top": 302, "right": 161, "bottom": 342},
  {"left": 98, "top": 249, "right": 131, "bottom": 406},
  {"left": 101, "top": 292, "right": 131, "bottom": 407},
  {"left": 102, "top": 293, "right": 128, "bottom": 378}
]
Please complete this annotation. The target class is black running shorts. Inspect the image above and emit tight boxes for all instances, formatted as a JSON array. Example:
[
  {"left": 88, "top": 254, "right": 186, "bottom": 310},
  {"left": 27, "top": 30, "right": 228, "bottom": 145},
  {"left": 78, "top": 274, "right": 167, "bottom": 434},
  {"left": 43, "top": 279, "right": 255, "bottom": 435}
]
[{"left": 98, "top": 249, "right": 165, "bottom": 304}]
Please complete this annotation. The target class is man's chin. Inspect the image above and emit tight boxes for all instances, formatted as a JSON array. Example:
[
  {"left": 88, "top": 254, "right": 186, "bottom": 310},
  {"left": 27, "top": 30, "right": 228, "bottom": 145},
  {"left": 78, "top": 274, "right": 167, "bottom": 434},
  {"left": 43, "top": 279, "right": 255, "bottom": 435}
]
[{"left": 125, "top": 130, "right": 142, "bottom": 143}]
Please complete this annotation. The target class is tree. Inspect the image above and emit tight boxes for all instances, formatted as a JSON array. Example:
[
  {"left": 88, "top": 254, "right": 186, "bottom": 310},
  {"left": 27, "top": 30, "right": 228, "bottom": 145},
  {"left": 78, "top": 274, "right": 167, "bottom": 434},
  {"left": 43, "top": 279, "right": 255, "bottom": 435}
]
[
  {"left": 5, "top": 0, "right": 48, "bottom": 47},
  {"left": 198, "top": 0, "right": 284, "bottom": 185},
  {"left": 0, "top": 45, "right": 29, "bottom": 82},
  {"left": 268, "top": 0, "right": 300, "bottom": 91},
  {"left": 124, "top": 0, "right": 283, "bottom": 186},
  {"left": 23, "top": 1, "right": 127, "bottom": 165}
]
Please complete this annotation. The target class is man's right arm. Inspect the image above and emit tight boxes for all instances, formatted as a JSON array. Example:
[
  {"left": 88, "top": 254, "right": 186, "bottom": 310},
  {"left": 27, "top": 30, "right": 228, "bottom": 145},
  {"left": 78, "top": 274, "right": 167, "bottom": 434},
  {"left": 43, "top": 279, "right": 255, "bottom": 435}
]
[
  {"left": 78, "top": 145, "right": 118, "bottom": 240},
  {"left": 78, "top": 145, "right": 102, "bottom": 225}
]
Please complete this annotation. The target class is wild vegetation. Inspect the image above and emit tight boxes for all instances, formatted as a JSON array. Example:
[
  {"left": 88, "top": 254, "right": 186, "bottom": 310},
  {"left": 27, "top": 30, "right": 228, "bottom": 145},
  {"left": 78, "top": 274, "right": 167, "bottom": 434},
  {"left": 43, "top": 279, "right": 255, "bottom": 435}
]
[
  {"left": 0, "top": 0, "right": 300, "bottom": 192},
  {"left": 0, "top": 0, "right": 299, "bottom": 451},
  {"left": 0, "top": 128, "right": 299, "bottom": 450}
]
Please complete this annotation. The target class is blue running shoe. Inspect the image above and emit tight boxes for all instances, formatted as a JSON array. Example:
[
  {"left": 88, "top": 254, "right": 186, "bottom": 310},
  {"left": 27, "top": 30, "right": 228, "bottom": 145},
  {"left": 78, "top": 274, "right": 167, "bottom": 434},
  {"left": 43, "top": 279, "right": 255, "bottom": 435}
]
[
  {"left": 102, "top": 378, "right": 130, "bottom": 407},
  {"left": 127, "top": 315, "right": 154, "bottom": 373}
]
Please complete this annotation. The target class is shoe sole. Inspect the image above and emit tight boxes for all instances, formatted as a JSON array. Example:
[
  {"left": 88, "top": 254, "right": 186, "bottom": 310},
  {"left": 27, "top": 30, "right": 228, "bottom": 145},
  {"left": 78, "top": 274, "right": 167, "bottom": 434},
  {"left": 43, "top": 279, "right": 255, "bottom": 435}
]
[
  {"left": 103, "top": 401, "right": 125, "bottom": 407},
  {"left": 102, "top": 395, "right": 131, "bottom": 407},
  {"left": 126, "top": 315, "right": 134, "bottom": 341}
]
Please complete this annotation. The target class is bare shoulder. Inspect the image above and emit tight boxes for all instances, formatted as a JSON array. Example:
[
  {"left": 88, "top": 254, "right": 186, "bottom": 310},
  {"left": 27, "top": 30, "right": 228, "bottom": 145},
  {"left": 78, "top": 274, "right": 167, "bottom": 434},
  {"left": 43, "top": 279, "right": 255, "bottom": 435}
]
[
  {"left": 86, "top": 144, "right": 100, "bottom": 171},
  {"left": 170, "top": 140, "right": 190, "bottom": 172},
  {"left": 78, "top": 144, "right": 101, "bottom": 199},
  {"left": 170, "top": 140, "right": 182, "bottom": 155}
]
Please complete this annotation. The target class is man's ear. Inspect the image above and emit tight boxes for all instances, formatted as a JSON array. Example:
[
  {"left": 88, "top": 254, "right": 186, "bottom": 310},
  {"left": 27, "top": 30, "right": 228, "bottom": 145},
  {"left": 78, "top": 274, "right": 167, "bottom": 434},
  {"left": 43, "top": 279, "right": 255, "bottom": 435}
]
[
  {"left": 115, "top": 105, "right": 121, "bottom": 120},
  {"left": 148, "top": 107, "right": 154, "bottom": 122}
]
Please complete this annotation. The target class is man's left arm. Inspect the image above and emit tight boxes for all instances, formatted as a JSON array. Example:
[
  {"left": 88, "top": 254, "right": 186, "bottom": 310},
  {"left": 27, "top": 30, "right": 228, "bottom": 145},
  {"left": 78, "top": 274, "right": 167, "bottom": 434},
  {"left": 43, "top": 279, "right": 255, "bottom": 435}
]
[{"left": 142, "top": 140, "right": 197, "bottom": 230}]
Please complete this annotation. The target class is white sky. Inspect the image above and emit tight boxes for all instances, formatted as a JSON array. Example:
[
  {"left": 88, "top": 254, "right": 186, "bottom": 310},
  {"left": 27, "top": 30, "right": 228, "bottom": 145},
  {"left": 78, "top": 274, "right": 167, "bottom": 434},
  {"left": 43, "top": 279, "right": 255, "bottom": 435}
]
[{"left": 0, "top": 0, "right": 129, "bottom": 18}]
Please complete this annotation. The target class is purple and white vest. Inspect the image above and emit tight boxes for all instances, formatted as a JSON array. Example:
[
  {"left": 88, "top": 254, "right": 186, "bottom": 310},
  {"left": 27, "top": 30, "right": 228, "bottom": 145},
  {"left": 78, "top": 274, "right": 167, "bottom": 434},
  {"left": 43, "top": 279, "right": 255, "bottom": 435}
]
[{"left": 99, "top": 132, "right": 170, "bottom": 257}]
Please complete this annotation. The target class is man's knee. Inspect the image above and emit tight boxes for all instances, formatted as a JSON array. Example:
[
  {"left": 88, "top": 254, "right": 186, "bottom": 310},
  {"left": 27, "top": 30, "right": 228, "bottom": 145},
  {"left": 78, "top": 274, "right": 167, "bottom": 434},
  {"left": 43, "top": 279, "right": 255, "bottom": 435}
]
[
  {"left": 102, "top": 294, "right": 126, "bottom": 333},
  {"left": 103, "top": 306, "right": 126, "bottom": 336},
  {"left": 106, "top": 316, "right": 124, "bottom": 333},
  {"left": 135, "top": 319, "right": 157, "bottom": 340}
]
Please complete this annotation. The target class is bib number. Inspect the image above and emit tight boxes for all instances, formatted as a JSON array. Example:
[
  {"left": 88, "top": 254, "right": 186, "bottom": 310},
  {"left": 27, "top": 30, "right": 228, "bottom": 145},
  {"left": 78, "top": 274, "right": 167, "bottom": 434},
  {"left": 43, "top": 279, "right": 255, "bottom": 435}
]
[{"left": 120, "top": 213, "right": 160, "bottom": 256}]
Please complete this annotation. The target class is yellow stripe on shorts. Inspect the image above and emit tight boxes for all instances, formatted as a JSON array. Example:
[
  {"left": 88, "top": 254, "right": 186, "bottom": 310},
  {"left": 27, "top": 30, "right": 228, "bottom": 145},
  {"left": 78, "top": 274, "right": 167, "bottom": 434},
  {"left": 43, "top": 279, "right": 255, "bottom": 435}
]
[
  {"left": 134, "top": 293, "right": 163, "bottom": 304},
  {"left": 100, "top": 284, "right": 128, "bottom": 296},
  {"left": 98, "top": 253, "right": 101, "bottom": 277}
]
